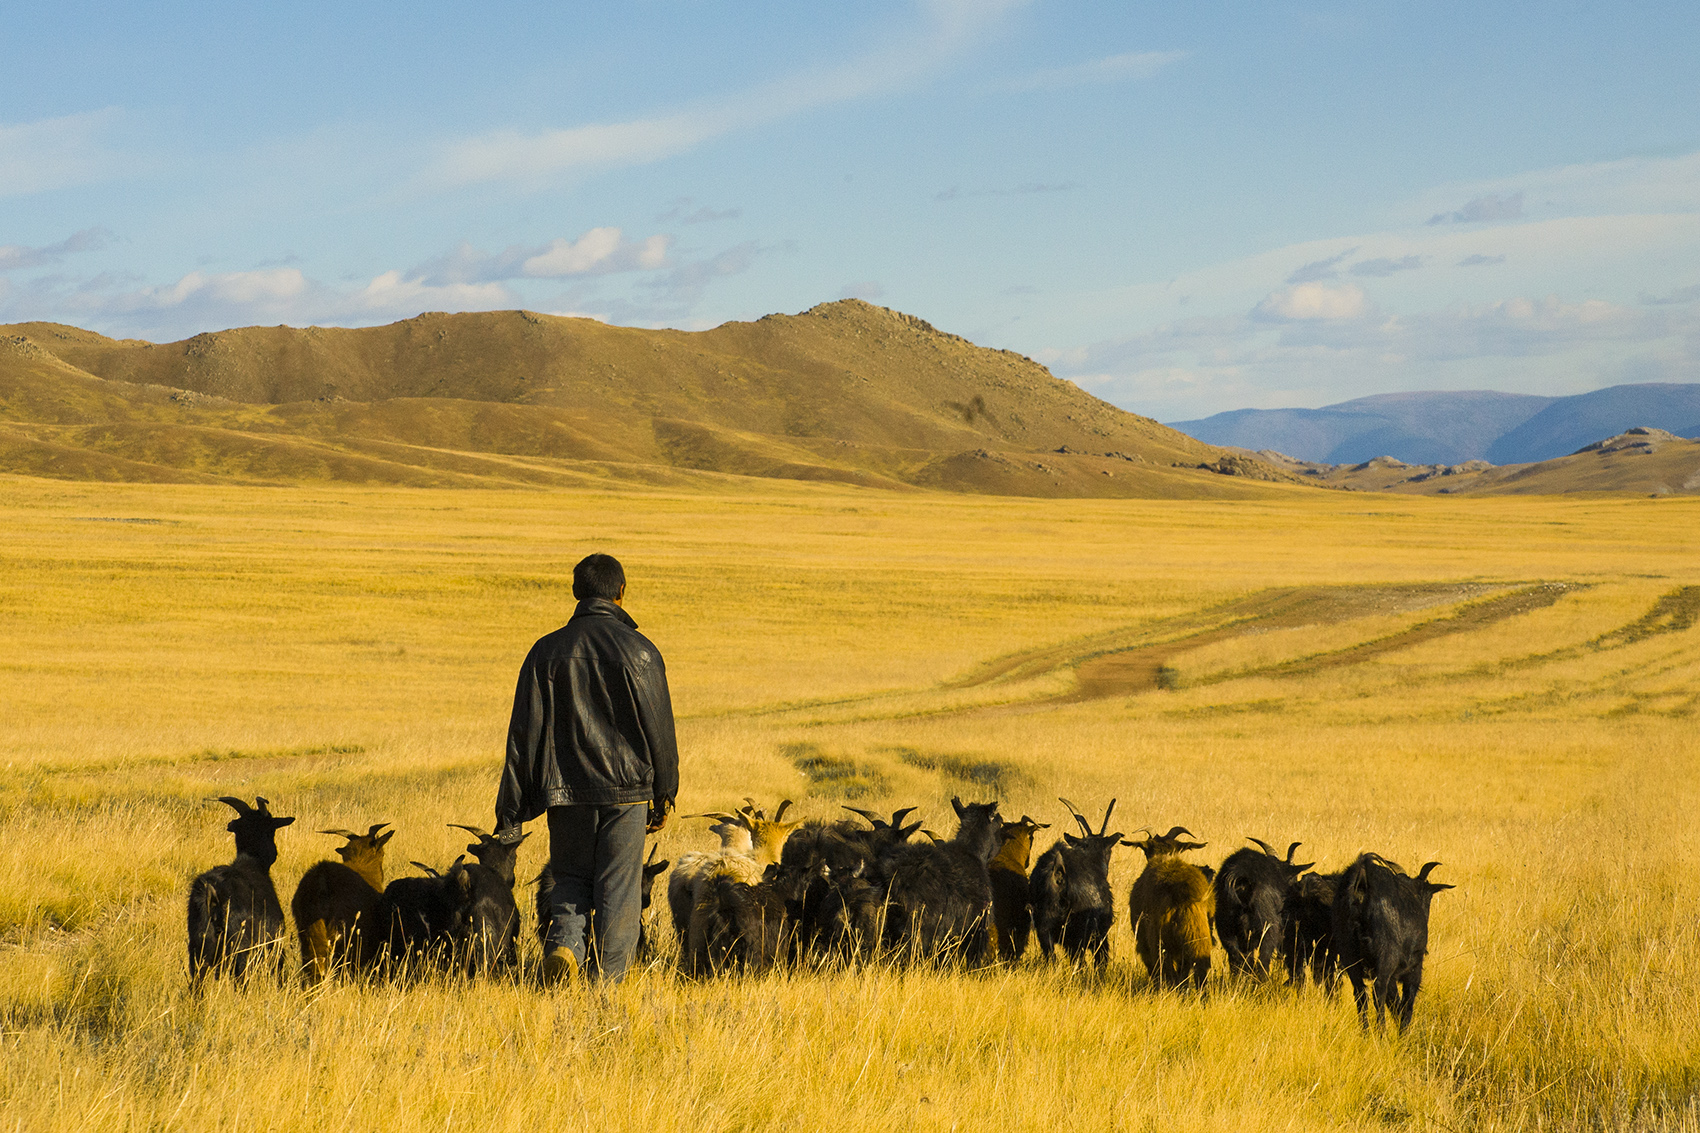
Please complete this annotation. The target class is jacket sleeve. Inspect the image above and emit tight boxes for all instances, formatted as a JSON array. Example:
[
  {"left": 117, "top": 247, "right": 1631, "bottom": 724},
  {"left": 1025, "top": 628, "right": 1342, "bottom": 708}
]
[
  {"left": 494, "top": 648, "right": 547, "bottom": 838},
  {"left": 629, "top": 653, "right": 680, "bottom": 807}
]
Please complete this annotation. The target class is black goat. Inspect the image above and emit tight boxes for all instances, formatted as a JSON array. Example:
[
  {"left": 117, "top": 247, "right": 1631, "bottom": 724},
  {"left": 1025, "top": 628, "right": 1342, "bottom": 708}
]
[
  {"left": 449, "top": 824, "right": 527, "bottom": 975},
  {"left": 186, "top": 796, "right": 295, "bottom": 983},
  {"left": 775, "top": 808, "right": 916, "bottom": 962},
  {"left": 1214, "top": 837, "right": 1313, "bottom": 979},
  {"left": 383, "top": 857, "right": 467, "bottom": 972},
  {"left": 1332, "top": 854, "right": 1453, "bottom": 1030},
  {"left": 694, "top": 866, "right": 793, "bottom": 973},
  {"left": 1029, "top": 798, "right": 1122, "bottom": 966},
  {"left": 1284, "top": 870, "right": 1344, "bottom": 990},
  {"left": 882, "top": 797, "right": 1002, "bottom": 965}
]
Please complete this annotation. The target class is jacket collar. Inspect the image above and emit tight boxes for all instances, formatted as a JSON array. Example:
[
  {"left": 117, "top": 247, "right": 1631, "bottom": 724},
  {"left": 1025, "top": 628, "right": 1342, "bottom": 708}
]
[{"left": 571, "top": 597, "right": 638, "bottom": 629}]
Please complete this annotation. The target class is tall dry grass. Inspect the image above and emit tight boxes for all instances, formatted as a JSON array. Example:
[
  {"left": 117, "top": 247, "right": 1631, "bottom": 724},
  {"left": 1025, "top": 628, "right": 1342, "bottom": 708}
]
[{"left": 2, "top": 478, "right": 1698, "bottom": 1130}]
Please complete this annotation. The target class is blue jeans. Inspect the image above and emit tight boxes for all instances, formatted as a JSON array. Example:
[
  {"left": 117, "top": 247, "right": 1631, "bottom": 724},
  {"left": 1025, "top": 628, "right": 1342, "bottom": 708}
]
[{"left": 546, "top": 803, "right": 646, "bottom": 983}]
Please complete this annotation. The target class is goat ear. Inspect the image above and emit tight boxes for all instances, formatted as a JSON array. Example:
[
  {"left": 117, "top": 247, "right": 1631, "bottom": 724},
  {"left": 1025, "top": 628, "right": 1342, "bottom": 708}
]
[
  {"left": 1290, "top": 860, "right": 1315, "bottom": 874},
  {"left": 951, "top": 796, "right": 965, "bottom": 818},
  {"left": 376, "top": 829, "right": 396, "bottom": 848},
  {"left": 1427, "top": 882, "right": 1455, "bottom": 892},
  {"left": 273, "top": 815, "right": 296, "bottom": 828},
  {"left": 1063, "top": 833, "right": 1082, "bottom": 848},
  {"left": 319, "top": 828, "right": 358, "bottom": 839},
  {"left": 1247, "top": 836, "right": 1277, "bottom": 857}
]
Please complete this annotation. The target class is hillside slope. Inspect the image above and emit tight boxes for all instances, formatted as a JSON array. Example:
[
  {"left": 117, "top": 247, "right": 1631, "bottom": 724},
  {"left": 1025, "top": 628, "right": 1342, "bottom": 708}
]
[{"left": 1, "top": 303, "right": 1302, "bottom": 498}]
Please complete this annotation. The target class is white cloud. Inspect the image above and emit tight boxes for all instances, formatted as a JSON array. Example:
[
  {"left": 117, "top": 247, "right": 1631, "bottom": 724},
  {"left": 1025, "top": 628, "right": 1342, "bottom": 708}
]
[
  {"left": 407, "top": 228, "right": 674, "bottom": 286},
  {"left": 429, "top": 1, "right": 1029, "bottom": 188},
  {"left": 355, "top": 270, "right": 513, "bottom": 314},
  {"left": 0, "top": 109, "right": 130, "bottom": 197},
  {"left": 1253, "top": 282, "right": 1367, "bottom": 321},
  {"left": 522, "top": 227, "right": 624, "bottom": 276},
  {"left": 1007, "top": 50, "right": 1188, "bottom": 91}
]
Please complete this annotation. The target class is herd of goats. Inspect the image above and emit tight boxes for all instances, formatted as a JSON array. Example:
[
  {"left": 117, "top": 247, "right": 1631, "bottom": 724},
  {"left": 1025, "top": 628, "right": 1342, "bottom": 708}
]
[{"left": 188, "top": 794, "right": 1453, "bottom": 1031}]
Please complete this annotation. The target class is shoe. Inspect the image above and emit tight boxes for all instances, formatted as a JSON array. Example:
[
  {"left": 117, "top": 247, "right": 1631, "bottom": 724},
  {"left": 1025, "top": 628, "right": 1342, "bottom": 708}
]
[{"left": 542, "top": 948, "right": 580, "bottom": 985}]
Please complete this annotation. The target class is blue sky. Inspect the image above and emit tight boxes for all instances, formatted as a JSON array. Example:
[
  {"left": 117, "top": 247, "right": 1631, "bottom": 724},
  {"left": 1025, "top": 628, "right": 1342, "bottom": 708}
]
[{"left": 3, "top": 0, "right": 1697, "bottom": 419}]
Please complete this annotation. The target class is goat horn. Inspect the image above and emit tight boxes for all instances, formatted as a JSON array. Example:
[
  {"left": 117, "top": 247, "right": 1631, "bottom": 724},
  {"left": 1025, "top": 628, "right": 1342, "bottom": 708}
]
[
  {"left": 890, "top": 807, "right": 917, "bottom": 827},
  {"left": 410, "top": 861, "right": 440, "bottom": 878},
  {"left": 1162, "top": 826, "right": 1193, "bottom": 840},
  {"left": 742, "top": 797, "right": 765, "bottom": 820},
  {"left": 1285, "top": 841, "right": 1303, "bottom": 863},
  {"left": 774, "top": 800, "right": 794, "bottom": 822},
  {"left": 1416, "top": 861, "right": 1444, "bottom": 882},
  {"left": 1247, "top": 836, "right": 1277, "bottom": 857},
  {"left": 447, "top": 823, "right": 491, "bottom": 840},
  {"left": 213, "top": 796, "right": 253, "bottom": 815},
  {"left": 365, "top": 823, "right": 391, "bottom": 837},
  {"left": 842, "top": 806, "right": 883, "bottom": 827},
  {"left": 1099, "top": 798, "right": 1117, "bottom": 836},
  {"left": 1057, "top": 797, "right": 1092, "bottom": 837}
]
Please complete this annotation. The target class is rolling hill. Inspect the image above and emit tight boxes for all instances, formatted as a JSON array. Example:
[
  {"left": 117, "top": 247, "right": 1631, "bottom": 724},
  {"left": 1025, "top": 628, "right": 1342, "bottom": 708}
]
[{"left": 0, "top": 302, "right": 1306, "bottom": 498}]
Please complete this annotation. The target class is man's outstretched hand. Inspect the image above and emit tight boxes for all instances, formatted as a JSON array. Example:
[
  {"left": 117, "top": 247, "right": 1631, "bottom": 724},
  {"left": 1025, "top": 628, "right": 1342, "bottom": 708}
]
[{"left": 646, "top": 801, "right": 668, "bottom": 833}]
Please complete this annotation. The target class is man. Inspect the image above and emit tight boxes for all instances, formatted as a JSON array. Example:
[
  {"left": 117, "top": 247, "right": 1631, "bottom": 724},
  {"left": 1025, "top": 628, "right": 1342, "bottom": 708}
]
[{"left": 494, "top": 552, "right": 678, "bottom": 984}]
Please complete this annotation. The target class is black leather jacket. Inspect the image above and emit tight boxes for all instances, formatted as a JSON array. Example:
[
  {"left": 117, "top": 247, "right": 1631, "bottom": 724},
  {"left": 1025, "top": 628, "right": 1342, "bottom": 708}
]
[{"left": 494, "top": 599, "right": 679, "bottom": 837}]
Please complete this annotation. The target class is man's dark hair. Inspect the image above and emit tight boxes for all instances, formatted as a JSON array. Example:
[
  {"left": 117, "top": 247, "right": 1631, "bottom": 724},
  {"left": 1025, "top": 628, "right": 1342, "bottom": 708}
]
[{"left": 573, "top": 553, "right": 626, "bottom": 601}]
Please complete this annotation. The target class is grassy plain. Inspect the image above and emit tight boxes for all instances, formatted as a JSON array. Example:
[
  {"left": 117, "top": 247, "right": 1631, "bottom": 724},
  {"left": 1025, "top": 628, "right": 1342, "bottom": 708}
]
[{"left": 3, "top": 475, "right": 1699, "bottom": 1131}]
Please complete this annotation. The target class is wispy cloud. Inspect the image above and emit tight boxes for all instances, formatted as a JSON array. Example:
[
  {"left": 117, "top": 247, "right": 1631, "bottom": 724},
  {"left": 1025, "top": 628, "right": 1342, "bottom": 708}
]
[
  {"left": 1639, "top": 283, "right": 1700, "bottom": 306},
  {"left": 934, "top": 181, "right": 1075, "bottom": 202},
  {"left": 1458, "top": 253, "right": 1506, "bottom": 267},
  {"left": 407, "top": 228, "right": 672, "bottom": 286},
  {"left": 838, "top": 280, "right": 885, "bottom": 301},
  {"left": 1285, "top": 248, "right": 1357, "bottom": 284},
  {"left": 1006, "top": 49, "right": 1188, "bottom": 92},
  {"left": 0, "top": 110, "right": 133, "bottom": 197},
  {"left": 656, "top": 198, "right": 742, "bottom": 225},
  {"left": 1350, "top": 255, "right": 1422, "bottom": 277},
  {"left": 0, "top": 227, "right": 113, "bottom": 272},
  {"left": 1427, "top": 191, "right": 1524, "bottom": 225},
  {"left": 429, "top": 0, "right": 1028, "bottom": 189}
]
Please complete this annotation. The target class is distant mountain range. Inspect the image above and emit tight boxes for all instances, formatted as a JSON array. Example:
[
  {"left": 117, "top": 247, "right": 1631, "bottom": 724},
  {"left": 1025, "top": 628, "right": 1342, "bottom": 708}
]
[{"left": 1169, "top": 383, "right": 1700, "bottom": 465}]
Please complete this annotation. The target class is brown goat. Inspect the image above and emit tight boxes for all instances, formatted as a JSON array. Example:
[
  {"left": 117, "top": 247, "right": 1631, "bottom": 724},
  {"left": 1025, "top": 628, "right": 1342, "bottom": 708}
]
[
  {"left": 1126, "top": 826, "right": 1215, "bottom": 990},
  {"left": 291, "top": 824, "right": 394, "bottom": 983},
  {"left": 988, "top": 815, "right": 1049, "bottom": 961}
]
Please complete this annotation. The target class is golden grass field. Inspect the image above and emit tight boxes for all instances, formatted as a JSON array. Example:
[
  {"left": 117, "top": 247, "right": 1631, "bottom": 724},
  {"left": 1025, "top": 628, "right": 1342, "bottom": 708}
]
[{"left": 3, "top": 475, "right": 1699, "bottom": 1131}]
